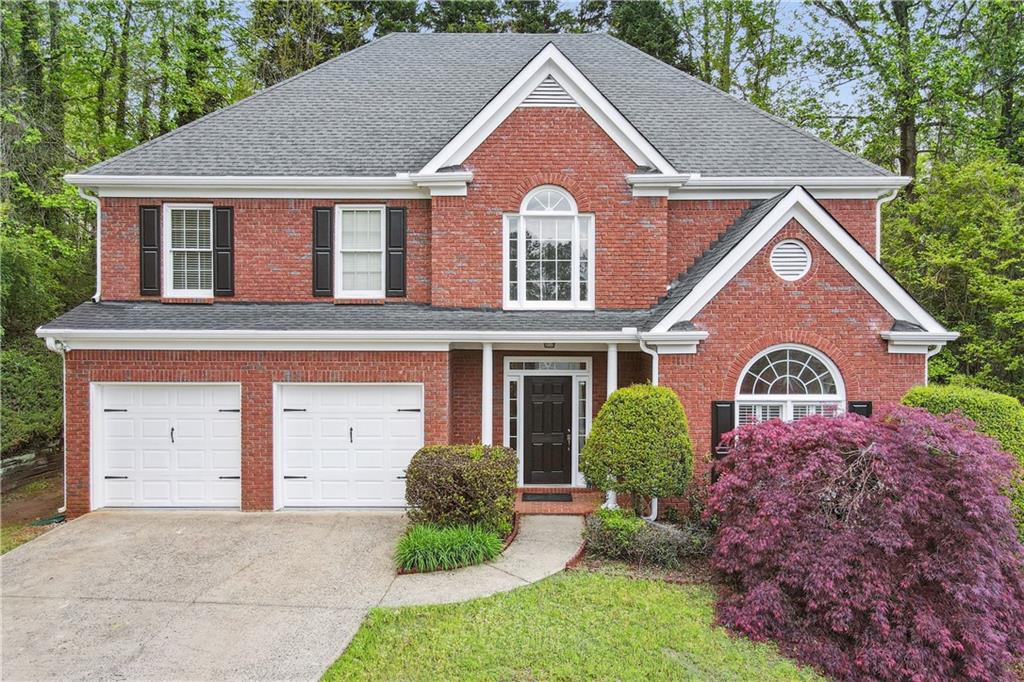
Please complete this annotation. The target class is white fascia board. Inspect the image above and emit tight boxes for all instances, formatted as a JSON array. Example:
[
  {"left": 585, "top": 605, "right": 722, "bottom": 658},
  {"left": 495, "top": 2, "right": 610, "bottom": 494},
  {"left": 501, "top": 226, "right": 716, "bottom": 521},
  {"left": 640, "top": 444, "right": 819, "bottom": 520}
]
[
  {"left": 418, "top": 43, "right": 676, "bottom": 176},
  {"left": 38, "top": 327, "right": 641, "bottom": 351},
  {"left": 880, "top": 330, "right": 960, "bottom": 354},
  {"left": 64, "top": 172, "right": 473, "bottom": 199},
  {"left": 626, "top": 173, "right": 700, "bottom": 197},
  {"left": 652, "top": 186, "right": 948, "bottom": 334},
  {"left": 666, "top": 175, "right": 912, "bottom": 200},
  {"left": 638, "top": 330, "right": 709, "bottom": 355}
]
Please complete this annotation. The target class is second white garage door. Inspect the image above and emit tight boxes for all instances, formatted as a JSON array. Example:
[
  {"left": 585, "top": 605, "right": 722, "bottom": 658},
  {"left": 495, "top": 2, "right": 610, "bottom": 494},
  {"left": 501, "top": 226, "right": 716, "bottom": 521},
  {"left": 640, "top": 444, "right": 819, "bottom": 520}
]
[{"left": 277, "top": 384, "right": 423, "bottom": 507}]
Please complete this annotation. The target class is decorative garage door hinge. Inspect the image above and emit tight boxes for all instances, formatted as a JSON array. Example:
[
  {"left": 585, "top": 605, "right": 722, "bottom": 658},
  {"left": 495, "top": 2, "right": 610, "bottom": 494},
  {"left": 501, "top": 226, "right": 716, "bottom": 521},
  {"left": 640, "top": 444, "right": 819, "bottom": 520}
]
[
  {"left": 283, "top": 408, "right": 307, "bottom": 412},
  {"left": 396, "top": 408, "right": 421, "bottom": 412},
  {"left": 218, "top": 408, "right": 240, "bottom": 413},
  {"left": 103, "top": 408, "right": 128, "bottom": 412}
]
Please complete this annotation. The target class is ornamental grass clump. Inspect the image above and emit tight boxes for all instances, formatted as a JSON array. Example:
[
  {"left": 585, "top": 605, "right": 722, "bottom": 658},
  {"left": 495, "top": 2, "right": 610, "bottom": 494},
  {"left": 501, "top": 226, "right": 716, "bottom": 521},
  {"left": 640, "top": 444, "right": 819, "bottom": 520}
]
[
  {"left": 707, "top": 406, "right": 1024, "bottom": 682},
  {"left": 395, "top": 523, "right": 504, "bottom": 573}
]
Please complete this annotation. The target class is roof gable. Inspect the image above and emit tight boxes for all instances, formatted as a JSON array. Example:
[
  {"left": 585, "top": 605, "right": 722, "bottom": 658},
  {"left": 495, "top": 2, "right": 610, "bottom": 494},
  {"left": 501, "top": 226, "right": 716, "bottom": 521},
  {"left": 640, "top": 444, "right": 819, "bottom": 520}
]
[
  {"left": 419, "top": 43, "right": 675, "bottom": 174},
  {"left": 650, "top": 186, "right": 947, "bottom": 334}
]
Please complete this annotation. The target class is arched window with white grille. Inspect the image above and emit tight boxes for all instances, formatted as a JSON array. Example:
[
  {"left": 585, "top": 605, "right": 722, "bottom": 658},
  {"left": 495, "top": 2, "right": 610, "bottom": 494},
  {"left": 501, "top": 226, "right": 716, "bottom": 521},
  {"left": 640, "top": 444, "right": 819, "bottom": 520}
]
[
  {"left": 735, "top": 345, "right": 845, "bottom": 426},
  {"left": 503, "top": 185, "right": 594, "bottom": 310}
]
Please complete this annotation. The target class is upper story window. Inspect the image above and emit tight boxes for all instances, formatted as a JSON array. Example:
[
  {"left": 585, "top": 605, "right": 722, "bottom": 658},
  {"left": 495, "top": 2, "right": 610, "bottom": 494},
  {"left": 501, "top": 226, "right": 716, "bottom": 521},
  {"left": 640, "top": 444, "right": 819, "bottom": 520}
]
[
  {"left": 163, "top": 204, "right": 214, "bottom": 298},
  {"left": 335, "top": 205, "right": 385, "bottom": 298},
  {"left": 503, "top": 186, "right": 594, "bottom": 310},
  {"left": 736, "top": 345, "right": 845, "bottom": 426}
]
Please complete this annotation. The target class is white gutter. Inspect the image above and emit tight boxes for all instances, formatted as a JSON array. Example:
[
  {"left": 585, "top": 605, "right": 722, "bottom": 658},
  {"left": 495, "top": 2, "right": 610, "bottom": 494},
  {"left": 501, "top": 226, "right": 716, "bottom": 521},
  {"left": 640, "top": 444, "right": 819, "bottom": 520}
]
[
  {"left": 77, "top": 188, "right": 102, "bottom": 301},
  {"left": 43, "top": 337, "right": 69, "bottom": 514},
  {"left": 64, "top": 171, "right": 474, "bottom": 199},
  {"left": 875, "top": 188, "right": 900, "bottom": 260},
  {"left": 665, "top": 175, "right": 912, "bottom": 200}
]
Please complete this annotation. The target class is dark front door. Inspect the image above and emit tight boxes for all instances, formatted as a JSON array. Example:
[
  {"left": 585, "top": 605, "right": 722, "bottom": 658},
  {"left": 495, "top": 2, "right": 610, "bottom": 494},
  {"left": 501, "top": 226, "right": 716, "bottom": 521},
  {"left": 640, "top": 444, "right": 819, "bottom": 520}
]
[{"left": 524, "top": 375, "right": 572, "bottom": 485}]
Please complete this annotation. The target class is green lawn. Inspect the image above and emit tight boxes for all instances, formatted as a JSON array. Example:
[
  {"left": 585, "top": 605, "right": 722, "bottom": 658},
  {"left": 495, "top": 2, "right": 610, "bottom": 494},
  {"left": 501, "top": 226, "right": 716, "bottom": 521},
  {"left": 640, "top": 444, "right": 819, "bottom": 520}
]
[{"left": 324, "top": 570, "right": 821, "bottom": 681}]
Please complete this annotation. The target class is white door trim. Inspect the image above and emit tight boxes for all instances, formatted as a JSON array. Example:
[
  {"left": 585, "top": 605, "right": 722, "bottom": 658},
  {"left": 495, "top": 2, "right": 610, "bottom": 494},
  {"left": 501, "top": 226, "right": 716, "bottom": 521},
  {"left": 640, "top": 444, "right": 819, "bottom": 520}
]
[
  {"left": 502, "top": 356, "right": 592, "bottom": 487},
  {"left": 89, "top": 381, "right": 242, "bottom": 511},
  {"left": 271, "top": 382, "right": 425, "bottom": 510}
]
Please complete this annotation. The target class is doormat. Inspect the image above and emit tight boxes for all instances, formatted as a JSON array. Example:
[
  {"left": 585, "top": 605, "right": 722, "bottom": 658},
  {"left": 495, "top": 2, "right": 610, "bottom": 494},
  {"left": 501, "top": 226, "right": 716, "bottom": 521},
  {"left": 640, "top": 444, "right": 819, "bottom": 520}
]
[{"left": 522, "top": 492, "right": 573, "bottom": 502}]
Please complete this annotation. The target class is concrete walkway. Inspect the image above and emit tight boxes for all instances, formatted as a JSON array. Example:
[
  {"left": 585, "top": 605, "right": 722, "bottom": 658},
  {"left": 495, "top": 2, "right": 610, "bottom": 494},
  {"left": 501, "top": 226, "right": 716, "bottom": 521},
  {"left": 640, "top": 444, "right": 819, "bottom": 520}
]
[{"left": 380, "top": 514, "right": 583, "bottom": 607}]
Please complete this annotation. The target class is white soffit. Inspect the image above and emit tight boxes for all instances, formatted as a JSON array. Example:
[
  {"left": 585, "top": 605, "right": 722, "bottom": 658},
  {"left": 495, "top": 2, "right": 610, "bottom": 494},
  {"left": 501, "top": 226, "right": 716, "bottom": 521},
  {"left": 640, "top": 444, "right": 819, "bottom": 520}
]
[
  {"left": 419, "top": 43, "right": 676, "bottom": 175},
  {"left": 652, "top": 186, "right": 949, "bottom": 336}
]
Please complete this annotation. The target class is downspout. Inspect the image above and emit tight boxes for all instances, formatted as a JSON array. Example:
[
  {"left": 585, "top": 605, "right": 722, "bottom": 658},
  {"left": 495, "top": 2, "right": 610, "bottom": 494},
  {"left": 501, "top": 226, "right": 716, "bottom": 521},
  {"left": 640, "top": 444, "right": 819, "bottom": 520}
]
[
  {"left": 924, "top": 343, "right": 944, "bottom": 385},
  {"left": 44, "top": 337, "right": 69, "bottom": 514},
  {"left": 77, "top": 188, "right": 102, "bottom": 301},
  {"left": 637, "top": 333, "right": 659, "bottom": 521},
  {"left": 875, "top": 188, "right": 899, "bottom": 262}
]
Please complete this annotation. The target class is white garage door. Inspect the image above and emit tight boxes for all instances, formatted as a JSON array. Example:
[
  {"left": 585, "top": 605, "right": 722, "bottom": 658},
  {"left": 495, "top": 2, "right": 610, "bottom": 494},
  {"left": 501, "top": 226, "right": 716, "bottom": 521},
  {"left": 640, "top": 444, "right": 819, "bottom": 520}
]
[
  {"left": 95, "top": 384, "right": 241, "bottom": 508},
  {"left": 278, "top": 384, "right": 423, "bottom": 507}
]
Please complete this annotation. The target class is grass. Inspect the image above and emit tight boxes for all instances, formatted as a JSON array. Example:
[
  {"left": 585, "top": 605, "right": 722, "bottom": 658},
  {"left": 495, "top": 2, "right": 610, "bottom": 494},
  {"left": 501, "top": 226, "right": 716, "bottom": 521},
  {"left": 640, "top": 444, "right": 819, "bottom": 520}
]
[
  {"left": 0, "top": 523, "right": 49, "bottom": 555},
  {"left": 395, "top": 523, "right": 504, "bottom": 573},
  {"left": 323, "top": 569, "right": 822, "bottom": 681}
]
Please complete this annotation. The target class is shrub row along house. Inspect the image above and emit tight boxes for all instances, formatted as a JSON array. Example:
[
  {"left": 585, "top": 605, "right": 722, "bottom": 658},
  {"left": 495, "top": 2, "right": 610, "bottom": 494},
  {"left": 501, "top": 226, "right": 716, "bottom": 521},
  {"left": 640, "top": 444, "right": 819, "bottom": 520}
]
[{"left": 39, "top": 33, "right": 957, "bottom": 516}]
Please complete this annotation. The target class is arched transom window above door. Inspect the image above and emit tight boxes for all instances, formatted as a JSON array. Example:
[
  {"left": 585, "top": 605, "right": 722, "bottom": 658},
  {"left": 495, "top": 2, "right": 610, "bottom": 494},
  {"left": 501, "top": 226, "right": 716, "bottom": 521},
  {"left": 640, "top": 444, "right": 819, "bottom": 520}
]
[
  {"left": 735, "top": 345, "right": 845, "bottom": 426},
  {"left": 503, "top": 185, "right": 594, "bottom": 310}
]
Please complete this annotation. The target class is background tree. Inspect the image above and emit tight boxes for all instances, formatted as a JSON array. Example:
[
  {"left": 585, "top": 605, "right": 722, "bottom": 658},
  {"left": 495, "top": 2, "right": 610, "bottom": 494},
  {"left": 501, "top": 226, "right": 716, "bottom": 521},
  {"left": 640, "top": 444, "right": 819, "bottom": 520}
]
[
  {"left": 608, "top": 0, "right": 681, "bottom": 67},
  {"left": 420, "top": 0, "right": 502, "bottom": 32}
]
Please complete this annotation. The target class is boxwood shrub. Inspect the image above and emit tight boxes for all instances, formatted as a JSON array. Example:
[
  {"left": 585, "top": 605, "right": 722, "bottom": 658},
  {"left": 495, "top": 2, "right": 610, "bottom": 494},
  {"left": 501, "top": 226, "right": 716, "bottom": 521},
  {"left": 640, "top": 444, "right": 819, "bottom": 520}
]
[
  {"left": 580, "top": 385, "right": 693, "bottom": 513},
  {"left": 708, "top": 407, "right": 1024, "bottom": 681},
  {"left": 395, "top": 523, "right": 504, "bottom": 573},
  {"left": 405, "top": 444, "right": 517, "bottom": 536},
  {"left": 904, "top": 384, "right": 1024, "bottom": 537}
]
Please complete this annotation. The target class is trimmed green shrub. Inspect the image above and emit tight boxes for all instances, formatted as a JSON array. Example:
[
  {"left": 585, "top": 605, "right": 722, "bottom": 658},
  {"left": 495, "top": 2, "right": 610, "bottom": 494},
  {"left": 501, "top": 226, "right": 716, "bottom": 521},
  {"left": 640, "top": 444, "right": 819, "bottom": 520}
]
[
  {"left": 405, "top": 444, "right": 517, "bottom": 536},
  {"left": 395, "top": 523, "right": 504, "bottom": 573},
  {"left": 584, "top": 508, "right": 709, "bottom": 568},
  {"left": 580, "top": 384, "right": 693, "bottom": 513},
  {"left": 903, "top": 384, "right": 1024, "bottom": 537},
  {"left": 1, "top": 339, "right": 63, "bottom": 454}
]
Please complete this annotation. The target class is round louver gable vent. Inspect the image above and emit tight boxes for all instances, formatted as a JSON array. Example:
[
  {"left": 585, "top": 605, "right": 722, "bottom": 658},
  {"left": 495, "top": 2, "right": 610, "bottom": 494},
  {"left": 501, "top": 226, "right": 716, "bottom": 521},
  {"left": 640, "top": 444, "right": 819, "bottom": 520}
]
[{"left": 770, "top": 239, "right": 811, "bottom": 281}]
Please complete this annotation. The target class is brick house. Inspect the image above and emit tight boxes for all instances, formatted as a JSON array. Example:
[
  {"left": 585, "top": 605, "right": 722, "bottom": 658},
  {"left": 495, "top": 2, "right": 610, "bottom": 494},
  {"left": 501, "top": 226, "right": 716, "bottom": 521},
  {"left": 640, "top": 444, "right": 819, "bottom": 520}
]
[{"left": 40, "top": 34, "right": 956, "bottom": 518}]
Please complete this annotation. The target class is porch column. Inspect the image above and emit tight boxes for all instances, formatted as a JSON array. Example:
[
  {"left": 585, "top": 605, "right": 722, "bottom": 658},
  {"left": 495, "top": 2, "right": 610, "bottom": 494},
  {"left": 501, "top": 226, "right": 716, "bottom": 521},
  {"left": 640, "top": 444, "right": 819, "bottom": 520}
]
[
  {"left": 603, "top": 343, "right": 619, "bottom": 509},
  {"left": 606, "top": 343, "right": 618, "bottom": 397},
  {"left": 481, "top": 342, "right": 493, "bottom": 445}
]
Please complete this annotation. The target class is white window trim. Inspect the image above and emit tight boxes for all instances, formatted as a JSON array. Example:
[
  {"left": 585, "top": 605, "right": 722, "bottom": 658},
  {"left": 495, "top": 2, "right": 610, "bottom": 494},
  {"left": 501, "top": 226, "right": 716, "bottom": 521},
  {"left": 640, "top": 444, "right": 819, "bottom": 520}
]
[
  {"left": 734, "top": 344, "right": 846, "bottom": 427},
  {"left": 333, "top": 204, "right": 386, "bottom": 299},
  {"left": 162, "top": 203, "right": 215, "bottom": 299},
  {"left": 503, "top": 356, "right": 592, "bottom": 487},
  {"left": 503, "top": 187, "right": 595, "bottom": 311}
]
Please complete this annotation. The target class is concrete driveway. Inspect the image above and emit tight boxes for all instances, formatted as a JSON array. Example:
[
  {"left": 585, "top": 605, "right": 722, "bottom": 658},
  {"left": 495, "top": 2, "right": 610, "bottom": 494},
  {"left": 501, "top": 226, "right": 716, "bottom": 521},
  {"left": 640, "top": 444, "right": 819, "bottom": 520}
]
[{"left": 1, "top": 510, "right": 406, "bottom": 681}]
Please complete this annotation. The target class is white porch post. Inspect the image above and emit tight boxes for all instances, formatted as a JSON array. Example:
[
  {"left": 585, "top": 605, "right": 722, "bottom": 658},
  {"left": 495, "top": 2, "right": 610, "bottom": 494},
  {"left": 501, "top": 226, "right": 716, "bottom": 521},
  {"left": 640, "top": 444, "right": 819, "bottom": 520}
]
[
  {"left": 481, "top": 342, "right": 493, "bottom": 445},
  {"left": 603, "top": 343, "right": 619, "bottom": 509}
]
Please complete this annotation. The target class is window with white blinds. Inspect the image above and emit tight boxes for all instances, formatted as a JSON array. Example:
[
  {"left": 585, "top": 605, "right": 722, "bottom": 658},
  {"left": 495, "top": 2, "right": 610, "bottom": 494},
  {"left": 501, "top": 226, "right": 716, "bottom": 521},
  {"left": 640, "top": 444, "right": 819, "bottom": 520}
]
[
  {"left": 335, "top": 205, "right": 385, "bottom": 298},
  {"left": 736, "top": 345, "right": 844, "bottom": 426},
  {"left": 164, "top": 204, "right": 214, "bottom": 298}
]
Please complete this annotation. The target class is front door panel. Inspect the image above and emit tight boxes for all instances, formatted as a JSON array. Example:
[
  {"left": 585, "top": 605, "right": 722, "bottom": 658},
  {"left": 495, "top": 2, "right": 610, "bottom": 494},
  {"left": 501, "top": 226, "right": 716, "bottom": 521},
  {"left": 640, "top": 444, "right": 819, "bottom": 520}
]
[{"left": 524, "top": 375, "right": 572, "bottom": 484}]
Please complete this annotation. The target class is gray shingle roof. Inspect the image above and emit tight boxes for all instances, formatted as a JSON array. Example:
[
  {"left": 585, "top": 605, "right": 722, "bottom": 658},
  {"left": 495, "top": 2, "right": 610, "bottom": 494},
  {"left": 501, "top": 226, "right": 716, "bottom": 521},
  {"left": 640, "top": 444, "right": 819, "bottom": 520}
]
[
  {"left": 38, "top": 301, "right": 653, "bottom": 334},
  {"left": 81, "top": 33, "right": 889, "bottom": 178},
  {"left": 646, "top": 190, "right": 790, "bottom": 328}
]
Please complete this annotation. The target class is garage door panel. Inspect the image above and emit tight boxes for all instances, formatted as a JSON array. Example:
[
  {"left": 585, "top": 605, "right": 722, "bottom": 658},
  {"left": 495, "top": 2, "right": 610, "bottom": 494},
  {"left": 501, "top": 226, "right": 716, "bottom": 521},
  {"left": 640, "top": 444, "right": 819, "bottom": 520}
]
[
  {"left": 97, "top": 384, "right": 241, "bottom": 509},
  {"left": 279, "top": 384, "right": 422, "bottom": 507}
]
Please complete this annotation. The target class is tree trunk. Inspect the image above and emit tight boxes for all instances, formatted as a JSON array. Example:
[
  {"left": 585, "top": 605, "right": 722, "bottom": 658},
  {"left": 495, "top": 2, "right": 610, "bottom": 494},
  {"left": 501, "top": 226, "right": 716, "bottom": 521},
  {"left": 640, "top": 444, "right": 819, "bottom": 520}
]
[
  {"left": 892, "top": 0, "right": 918, "bottom": 180},
  {"left": 114, "top": 0, "right": 133, "bottom": 138}
]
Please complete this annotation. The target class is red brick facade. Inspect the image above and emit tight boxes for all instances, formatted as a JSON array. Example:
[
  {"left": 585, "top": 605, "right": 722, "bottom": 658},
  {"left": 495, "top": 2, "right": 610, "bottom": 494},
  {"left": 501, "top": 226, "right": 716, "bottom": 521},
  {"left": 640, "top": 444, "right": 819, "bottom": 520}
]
[
  {"left": 59, "top": 106, "right": 929, "bottom": 519},
  {"left": 63, "top": 350, "right": 449, "bottom": 517},
  {"left": 659, "top": 218, "right": 924, "bottom": 481}
]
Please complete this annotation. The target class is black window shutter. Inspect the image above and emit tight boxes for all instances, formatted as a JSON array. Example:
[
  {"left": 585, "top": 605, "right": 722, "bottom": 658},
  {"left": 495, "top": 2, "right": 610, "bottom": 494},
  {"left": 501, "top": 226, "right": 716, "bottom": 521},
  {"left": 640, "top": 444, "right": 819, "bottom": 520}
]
[
  {"left": 213, "top": 207, "right": 234, "bottom": 296},
  {"left": 139, "top": 205, "right": 160, "bottom": 296},
  {"left": 848, "top": 401, "right": 873, "bottom": 417},
  {"left": 711, "top": 401, "right": 736, "bottom": 459},
  {"left": 312, "top": 207, "right": 333, "bottom": 297},
  {"left": 385, "top": 207, "right": 407, "bottom": 297}
]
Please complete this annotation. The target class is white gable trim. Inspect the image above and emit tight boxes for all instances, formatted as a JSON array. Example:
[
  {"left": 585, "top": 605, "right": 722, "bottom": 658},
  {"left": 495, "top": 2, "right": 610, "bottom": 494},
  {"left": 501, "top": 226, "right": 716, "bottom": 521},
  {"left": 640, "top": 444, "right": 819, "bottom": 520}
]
[
  {"left": 419, "top": 43, "right": 676, "bottom": 175},
  {"left": 652, "top": 186, "right": 950, "bottom": 339}
]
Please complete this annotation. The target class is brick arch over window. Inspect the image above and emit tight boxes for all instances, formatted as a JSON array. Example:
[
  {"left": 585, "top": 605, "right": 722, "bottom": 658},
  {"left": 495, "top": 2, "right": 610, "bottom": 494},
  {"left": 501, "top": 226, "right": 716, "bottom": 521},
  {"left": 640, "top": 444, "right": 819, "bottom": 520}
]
[
  {"left": 722, "top": 332, "right": 862, "bottom": 399},
  {"left": 512, "top": 173, "right": 594, "bottom": 213}
]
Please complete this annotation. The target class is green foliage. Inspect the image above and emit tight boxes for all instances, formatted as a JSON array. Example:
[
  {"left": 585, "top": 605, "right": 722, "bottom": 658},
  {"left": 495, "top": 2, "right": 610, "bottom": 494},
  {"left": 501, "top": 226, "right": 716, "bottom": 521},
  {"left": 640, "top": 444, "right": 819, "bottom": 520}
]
[
  {"left": 608, "top": 1, "right": 681, "bottom": 67},
  {"left": 404, "top": 445, "right": 517, "bottom": 536},
  {"left": 580, "top": 385, "right": 694, "bottom": 512},
  {"left": 395, "top": 523, "right": 503, "bottom": 573},
  {"left": 1, "top": 339, "right": 63, "bottom": 454},
  {"left": 584, "top": 508, "right": 710, "bottom": 568},
  {"left": 884, "top": 158, "right": 1024, "bottom": 399},
  {"left": 903, "top": 384, "right": 1024, "bottom": 537}
]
